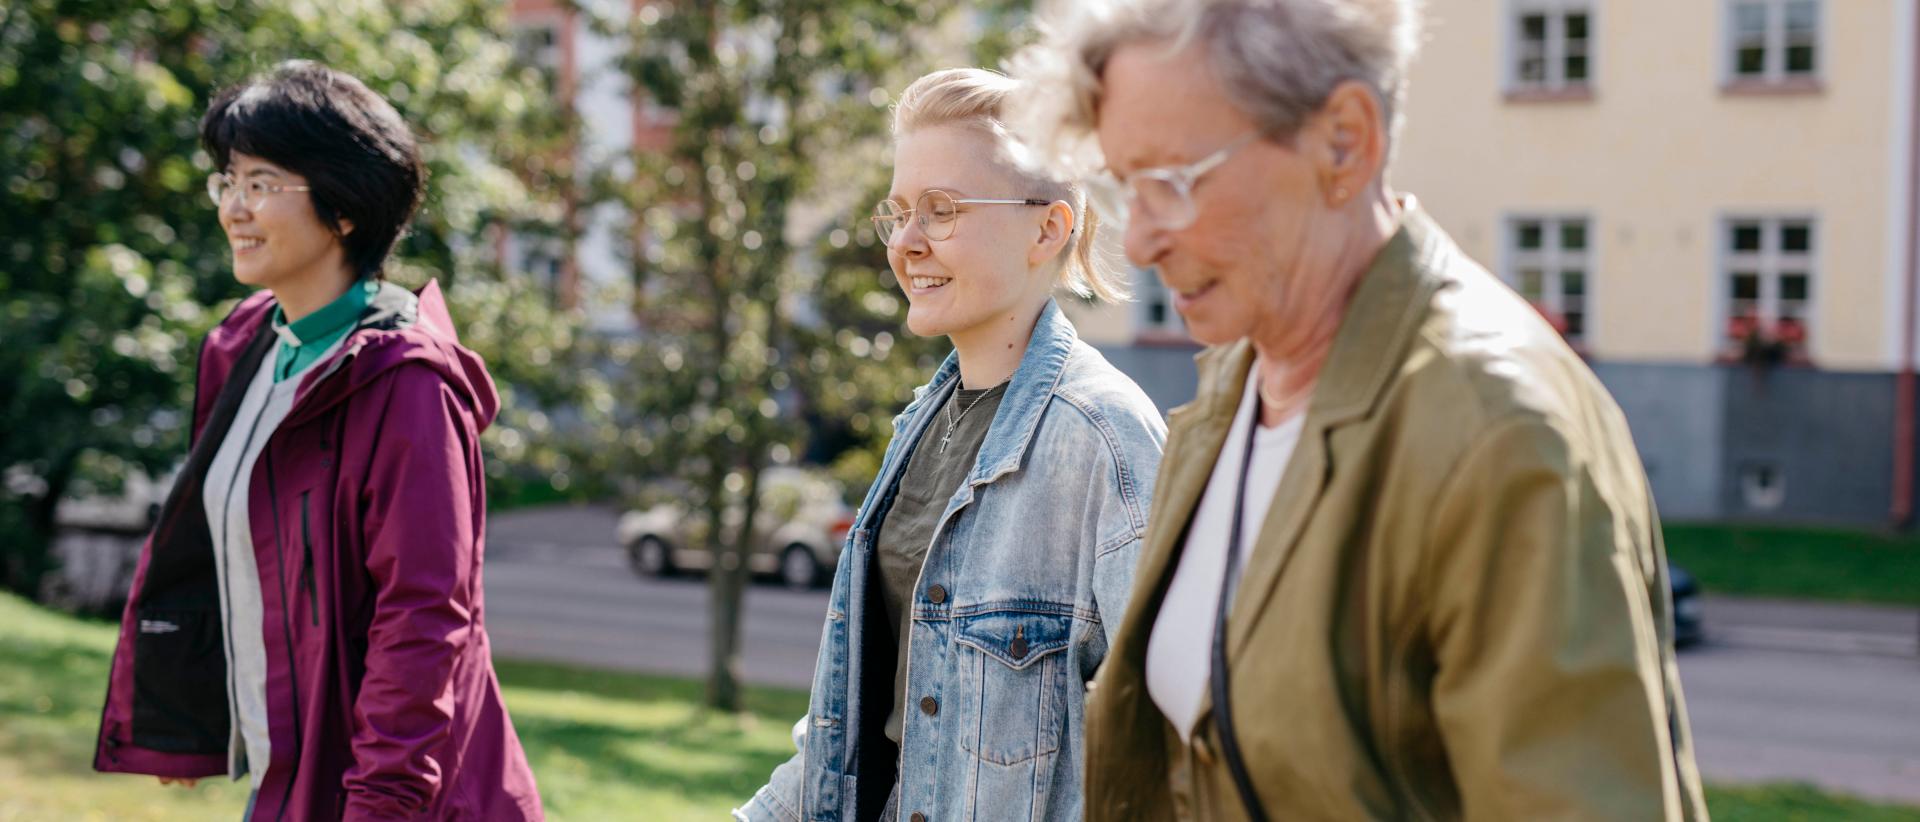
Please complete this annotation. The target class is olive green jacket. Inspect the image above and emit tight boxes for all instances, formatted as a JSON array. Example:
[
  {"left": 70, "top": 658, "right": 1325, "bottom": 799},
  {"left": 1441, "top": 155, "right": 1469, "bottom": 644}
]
[{"left": 1085, "top": 203, "right": 1707, "bottom": 821}]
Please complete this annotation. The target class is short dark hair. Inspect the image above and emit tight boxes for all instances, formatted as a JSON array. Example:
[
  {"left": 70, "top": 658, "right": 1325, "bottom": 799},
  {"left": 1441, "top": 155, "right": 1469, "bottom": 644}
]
[{"left": 201, "top": 60, "right": 426, "bottom": 279}]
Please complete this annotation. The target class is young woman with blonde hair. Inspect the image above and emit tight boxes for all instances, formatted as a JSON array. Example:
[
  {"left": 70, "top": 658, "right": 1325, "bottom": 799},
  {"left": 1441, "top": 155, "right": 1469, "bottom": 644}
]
[{"left": 735, "top": 67, "right": 1165, "bottom": 822}]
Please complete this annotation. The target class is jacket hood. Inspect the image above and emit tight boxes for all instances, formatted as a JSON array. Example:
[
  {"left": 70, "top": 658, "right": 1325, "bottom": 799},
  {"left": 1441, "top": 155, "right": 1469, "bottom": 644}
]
[{"left": 211, "top": 279, "right": 499, "bottom": 432}]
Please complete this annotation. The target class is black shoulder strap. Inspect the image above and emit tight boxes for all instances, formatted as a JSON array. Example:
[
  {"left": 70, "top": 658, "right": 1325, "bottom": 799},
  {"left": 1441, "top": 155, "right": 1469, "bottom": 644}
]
[{"left": 1210, "top": 393, "right": 1269, "bottom": 822}]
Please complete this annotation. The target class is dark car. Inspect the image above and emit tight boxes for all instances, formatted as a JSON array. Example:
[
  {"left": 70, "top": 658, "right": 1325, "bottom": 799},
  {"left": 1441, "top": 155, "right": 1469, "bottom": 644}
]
[{"left": 1670, "top": 564, "right": 1704, "bottom": 648}]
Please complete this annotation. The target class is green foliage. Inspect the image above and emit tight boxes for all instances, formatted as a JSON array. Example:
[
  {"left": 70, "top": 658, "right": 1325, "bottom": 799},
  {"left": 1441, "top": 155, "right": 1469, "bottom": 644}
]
[
  {"left": 601, "top": 0, "right": 1035, "bottom": 502},
  {"left": 0, "top": 0, "right": 583, "bottom": 592},
  {"left": 585, "top": 0, "right": 1033, "bottom": 708},
  {"left": 591, "top": 0, "right": 927, "bottom": 708}
]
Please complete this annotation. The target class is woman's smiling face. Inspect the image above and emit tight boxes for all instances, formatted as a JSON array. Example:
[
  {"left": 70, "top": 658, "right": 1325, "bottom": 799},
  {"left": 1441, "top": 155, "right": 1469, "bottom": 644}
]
[
  {"left": 884, "top": 124, "right": 1059, "bottom": 340},
  {"left": 216, "top": 151, "right": 350, "bottom": 291}
]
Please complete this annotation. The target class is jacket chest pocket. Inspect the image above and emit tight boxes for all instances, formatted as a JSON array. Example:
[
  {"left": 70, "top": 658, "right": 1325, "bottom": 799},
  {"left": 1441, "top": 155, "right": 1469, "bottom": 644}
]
[
  {"left": 296, "top": 491, "right": 320, "bottom": 628},
  {"left": 952, "top": 607, "right": 1074, "bottom": 766}
]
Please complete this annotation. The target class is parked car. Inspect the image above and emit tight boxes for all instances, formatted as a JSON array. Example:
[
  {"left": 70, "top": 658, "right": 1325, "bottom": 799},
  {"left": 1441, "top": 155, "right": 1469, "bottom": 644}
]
[
  {"left": 617, "top": 466, "right": 854, "bottom": 590},
  {"left": 1671, "top": 563, "right": 1704, "bottom": 648}
]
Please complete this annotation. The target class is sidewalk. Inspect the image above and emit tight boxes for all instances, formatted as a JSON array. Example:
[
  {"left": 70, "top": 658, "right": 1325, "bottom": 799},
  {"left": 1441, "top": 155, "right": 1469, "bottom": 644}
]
[
  {"left": 1703, "top": 595, "right": 1920, "bottom": 658},
  {"left": 480, "top": 505, "right": 1920, "bottom": 660}
]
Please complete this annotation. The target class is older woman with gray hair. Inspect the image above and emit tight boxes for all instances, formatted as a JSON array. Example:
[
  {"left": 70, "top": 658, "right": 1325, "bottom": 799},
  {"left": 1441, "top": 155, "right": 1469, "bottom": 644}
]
[{"left": 1009, "top": 1, "right": 1707, "bottom": 819}]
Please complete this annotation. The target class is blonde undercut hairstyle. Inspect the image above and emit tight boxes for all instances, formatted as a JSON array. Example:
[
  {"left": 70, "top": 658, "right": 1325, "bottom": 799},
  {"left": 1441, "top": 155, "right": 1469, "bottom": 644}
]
[
  {"left": 1007, "top": 0, "right": 1423, "bottom": 179},
  {"left": 891, "top": 67, "right": 1127, "bottom": 303}
]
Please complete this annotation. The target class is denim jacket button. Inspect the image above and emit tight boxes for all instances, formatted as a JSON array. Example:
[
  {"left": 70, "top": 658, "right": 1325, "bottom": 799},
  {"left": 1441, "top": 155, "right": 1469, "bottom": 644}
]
[
  {"left": 926, "top": 584, "right": 947, "bottom": 604},
  {"left": 910, "top": 813, "right": 927, "bottom": 822},
  {"left": 919, "top": 696, "right": 938, "bottom": 716}
]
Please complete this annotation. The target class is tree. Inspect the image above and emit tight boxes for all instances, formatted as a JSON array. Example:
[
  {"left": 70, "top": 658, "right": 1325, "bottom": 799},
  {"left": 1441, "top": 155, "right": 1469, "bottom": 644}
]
[
  {"left": 611, "top": 0, "right": 925, "bottom": 711},
  {"left": 608, "top": 0, "right": 1031, "bottom": 710},
  {"left": 0, "top": 0, "right": 588, "bottom": 595}
]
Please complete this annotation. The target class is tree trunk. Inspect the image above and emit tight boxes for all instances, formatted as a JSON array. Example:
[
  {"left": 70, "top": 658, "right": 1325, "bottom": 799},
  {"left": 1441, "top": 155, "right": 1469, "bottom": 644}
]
[
  {"left": 705, "top": 458, "right": 767, "bottom": 712},
  {"left": 704, "top": 477, "right": 745, "bottom": 711}
]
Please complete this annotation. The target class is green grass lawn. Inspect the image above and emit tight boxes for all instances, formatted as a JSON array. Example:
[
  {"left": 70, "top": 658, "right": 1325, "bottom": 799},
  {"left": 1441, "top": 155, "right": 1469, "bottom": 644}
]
[
  {"left": 1665, "top": 523, "right": 1920, "bottom": 607},
  {"left": 3, "top": 590, "right": 1916, "bottom": 820},
  {"left": 0, "top": 591, "right": 803, "bottom": 820}
]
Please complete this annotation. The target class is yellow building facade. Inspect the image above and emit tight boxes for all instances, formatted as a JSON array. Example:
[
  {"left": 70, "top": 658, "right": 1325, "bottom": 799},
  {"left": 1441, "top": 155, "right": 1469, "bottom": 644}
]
[{"left": 1395, "top": 0, "right": 1912, "bottom": 371}]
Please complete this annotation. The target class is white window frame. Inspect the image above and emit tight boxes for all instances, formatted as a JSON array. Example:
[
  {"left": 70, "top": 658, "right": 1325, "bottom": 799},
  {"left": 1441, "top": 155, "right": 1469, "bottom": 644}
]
[
  {"left": 1133, "top": 266, "right": 1188, "bottom": 341},
  {"left": 1723, "top": 0, "right": 1823, "bottom": 85},
  {"left": 1505, "top": 0, "right": 1596, "bottom": 93},
  {"left": 1503, "top": 214, "right": 1594, "bottom": 345},
  {"left": 1719, "top": 215, "right": 1817, "bottom": 352}
]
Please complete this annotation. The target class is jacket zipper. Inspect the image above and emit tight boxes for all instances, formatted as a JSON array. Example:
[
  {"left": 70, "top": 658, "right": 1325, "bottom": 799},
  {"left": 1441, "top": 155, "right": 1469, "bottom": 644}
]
[
  {"left": 264, "top": 456, "right": 302, "bottom": 821},
  {"left": 299, "top": 492, "right": 318, "bottom": 627},
  {"left": 261, "top": 345, "right": 355, "bottom": 818}
]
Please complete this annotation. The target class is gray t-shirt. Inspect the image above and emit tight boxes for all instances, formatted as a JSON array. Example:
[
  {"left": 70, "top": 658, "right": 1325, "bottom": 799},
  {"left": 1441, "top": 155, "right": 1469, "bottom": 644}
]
[
  {"left": 203, "top": 330, "right": 351, "bottom": 784},
  {"left": 876, "top": 379, "right": 1007, "bottom": 745}
]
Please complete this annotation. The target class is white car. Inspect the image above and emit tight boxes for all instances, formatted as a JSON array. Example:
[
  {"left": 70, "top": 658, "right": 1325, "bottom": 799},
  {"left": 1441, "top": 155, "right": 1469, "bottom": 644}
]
[{"left": 617, "top": 466, "right": 854, "bottom": 590}]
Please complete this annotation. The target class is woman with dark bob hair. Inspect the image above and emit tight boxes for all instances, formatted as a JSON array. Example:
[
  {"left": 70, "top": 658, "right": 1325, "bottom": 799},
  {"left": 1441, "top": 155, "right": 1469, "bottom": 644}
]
[{"left": 93, "top": 60, "right": 543, "bottom": 820}]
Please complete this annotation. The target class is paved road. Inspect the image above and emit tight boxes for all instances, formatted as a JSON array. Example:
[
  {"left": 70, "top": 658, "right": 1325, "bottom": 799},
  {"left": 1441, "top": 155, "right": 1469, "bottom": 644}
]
[
  {"left": 484, "top": 541, "right": 827, "bottom": 688},
  {"left": 1682, "top": 643, "right": 1920, "bottom": 805},
  {"left": 480, "top": 505, "right": 1920, "bottom": 805}
]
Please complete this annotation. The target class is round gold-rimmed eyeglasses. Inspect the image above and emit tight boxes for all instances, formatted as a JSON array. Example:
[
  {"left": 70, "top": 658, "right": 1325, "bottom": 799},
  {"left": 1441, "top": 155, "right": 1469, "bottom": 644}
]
[{"left": 871, "top": 189, "right": 1051, "bottom": 248}]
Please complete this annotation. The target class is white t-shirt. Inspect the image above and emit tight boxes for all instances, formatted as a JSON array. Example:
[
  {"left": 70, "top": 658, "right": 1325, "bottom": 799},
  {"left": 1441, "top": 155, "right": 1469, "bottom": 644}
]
[{"left": 1145, "top": 368, "right": 1307, "bottom": 742}]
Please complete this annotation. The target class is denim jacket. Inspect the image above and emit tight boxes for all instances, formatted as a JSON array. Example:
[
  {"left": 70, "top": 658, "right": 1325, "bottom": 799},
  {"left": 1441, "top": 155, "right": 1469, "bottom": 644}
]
[{"left": 737, "top": 300, "right": 1167, "bottom": 822}]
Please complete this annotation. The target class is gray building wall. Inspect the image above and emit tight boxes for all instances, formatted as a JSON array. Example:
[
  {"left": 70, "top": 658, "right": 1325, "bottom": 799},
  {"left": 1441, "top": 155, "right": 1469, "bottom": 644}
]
[
  {"left": 1590, "top": 363, "right": 1727, "bottom": 522},
  {"left": 1094, "top": 343, "right": 1203, "bottom": 414},
  {"left": 1713, "top": 366, "right": 1903, "bottom": 526},
  {"left": 1100, "top": 340, "right": 1906, "bottom": 526}
]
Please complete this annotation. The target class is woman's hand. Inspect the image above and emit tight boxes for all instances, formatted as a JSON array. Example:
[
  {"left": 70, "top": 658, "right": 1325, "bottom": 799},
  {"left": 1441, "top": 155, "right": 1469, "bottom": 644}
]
[{"left": 157, "top": 776, "right": 201, "bottom": 788}]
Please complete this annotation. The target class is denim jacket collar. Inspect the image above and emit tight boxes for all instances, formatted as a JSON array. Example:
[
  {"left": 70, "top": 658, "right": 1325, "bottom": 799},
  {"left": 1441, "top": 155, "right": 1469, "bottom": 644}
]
[{"left": 909, "top": 298, "right": 1077, "bottom": 489}]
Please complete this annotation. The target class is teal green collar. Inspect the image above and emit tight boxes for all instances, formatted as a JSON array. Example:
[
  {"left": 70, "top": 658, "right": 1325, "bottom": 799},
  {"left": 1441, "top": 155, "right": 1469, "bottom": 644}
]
[
  {"left": 270, "top": 279, "right": 375, "bottom": 383},
  {"left": 273, "top": 279, "right": 376, "bottom": 347}
]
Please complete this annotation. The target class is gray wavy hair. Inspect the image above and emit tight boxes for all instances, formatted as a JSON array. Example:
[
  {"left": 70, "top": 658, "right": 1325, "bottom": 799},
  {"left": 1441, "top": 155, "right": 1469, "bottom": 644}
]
[{"left": 1006, "top": 0, "right": 1423, "bottom": 178}]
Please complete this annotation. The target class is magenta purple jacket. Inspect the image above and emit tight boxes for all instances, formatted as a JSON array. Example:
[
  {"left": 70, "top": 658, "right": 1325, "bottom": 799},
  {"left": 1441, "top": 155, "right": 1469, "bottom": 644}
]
[{"left": 94, "top": 281, "right": 544, "bottom": 821}]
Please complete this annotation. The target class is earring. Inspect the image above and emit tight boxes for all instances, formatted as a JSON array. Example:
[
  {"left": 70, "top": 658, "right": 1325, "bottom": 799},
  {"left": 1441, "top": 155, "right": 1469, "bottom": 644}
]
[{"left": 1334, "top": 186, "right": 1350, "bottom": 202}]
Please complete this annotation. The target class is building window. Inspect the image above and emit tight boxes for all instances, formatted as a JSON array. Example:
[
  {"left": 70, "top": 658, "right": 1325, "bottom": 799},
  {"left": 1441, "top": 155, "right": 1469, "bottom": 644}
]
[
  {"left": 1134, "top": 267, "right": 1188, "bottom": 342},
  {"left": 1726, "top": 0, "right": 1820, "bottom": 86},
  {"left": 513, "top": 23, "right": 560, "bottom": 74},
  {"left": 1509, "top": 0, "right": 1593, "bottom": 94},
  {"left": 507, "top": 230, "right": 567, "bottom": 297},
  {"left": 1723, "top": 217, "right": 1814, "bottom": 361},
  {"left": 1506, "top": 216, "right": 1591, "bottom": 344}
]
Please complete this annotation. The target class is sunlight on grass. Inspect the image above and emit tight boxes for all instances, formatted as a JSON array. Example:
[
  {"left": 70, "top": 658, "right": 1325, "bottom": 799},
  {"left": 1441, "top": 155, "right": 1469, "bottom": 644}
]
[
  {"left": 4, "top": 591, "right": 1915, "bottom": 820},
  {"left": 0, "top": 591, "right": 806, "bottom": 821}
]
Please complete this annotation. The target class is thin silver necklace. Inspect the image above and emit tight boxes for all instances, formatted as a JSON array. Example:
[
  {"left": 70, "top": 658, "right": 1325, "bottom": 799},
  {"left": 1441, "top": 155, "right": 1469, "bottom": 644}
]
[{"left": 940, "top": 384, "right": 999, "bottom": 454}]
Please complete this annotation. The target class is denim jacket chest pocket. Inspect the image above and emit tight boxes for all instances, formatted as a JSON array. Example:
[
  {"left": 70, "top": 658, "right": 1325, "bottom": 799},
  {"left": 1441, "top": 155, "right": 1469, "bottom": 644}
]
[{"left": 950, "top": 605, "right": 1076, "bottom": 767}]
